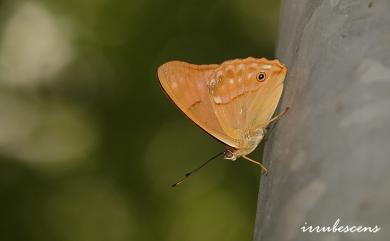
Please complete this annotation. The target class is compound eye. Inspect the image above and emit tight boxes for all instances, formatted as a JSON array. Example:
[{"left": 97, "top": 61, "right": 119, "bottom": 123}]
[
  {"left": 225, "top": 151, "right": 233, "bottom": 158},
  {"left": 256, "top": 72, "right": 266, "bottom": 82},
  {"left": 224, "top": 150, "right": 235, "bottom": 160}
]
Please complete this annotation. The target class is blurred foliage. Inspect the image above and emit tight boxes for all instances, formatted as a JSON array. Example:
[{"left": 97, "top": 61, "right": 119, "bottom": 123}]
[{"left": 0, "top": 0, "right": 280, "bottom": 240}]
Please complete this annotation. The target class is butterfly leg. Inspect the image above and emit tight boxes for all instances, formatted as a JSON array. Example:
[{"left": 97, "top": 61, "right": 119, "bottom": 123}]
[
  {"left": 254, "top": 107, "right": 289, "bottom": 131},
  {"left": 267, "top": 107, "right": 289, "bottom": 126},
  {"left": 257, "top": 107, "right": 289, "bottom": 143},
  {"left": 242, "top": 155, "right": 269, "bottom": 176}
]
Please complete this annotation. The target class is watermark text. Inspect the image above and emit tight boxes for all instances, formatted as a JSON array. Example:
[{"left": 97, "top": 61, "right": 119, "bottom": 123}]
[{"left": 300, "top": 218, "right": 381, "bottom": 233}]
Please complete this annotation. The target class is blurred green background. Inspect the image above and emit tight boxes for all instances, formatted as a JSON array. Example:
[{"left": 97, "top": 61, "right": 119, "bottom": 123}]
[{"left": 0, "top": 0, "right": 281, "bottom": 240}]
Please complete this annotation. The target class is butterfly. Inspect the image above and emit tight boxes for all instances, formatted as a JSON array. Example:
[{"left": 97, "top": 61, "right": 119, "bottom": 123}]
[{"left": 157, "top": 57, "right": 287, "bottom": 186}]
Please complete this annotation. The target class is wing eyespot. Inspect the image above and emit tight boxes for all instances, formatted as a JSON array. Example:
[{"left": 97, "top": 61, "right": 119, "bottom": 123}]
[{"left": 256, "top": 72, "right": 266, "bottom": 82}]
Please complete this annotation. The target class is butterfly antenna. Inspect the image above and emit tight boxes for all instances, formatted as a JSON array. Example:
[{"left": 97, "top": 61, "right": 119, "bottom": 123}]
[{"left": 171, "top": 151, "right": 225, "bottom": 188}]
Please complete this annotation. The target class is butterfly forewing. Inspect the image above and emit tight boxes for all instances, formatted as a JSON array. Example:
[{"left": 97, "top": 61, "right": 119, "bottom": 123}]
[{"left": 157, "top": 61, "right": 239, "bottom": 148}]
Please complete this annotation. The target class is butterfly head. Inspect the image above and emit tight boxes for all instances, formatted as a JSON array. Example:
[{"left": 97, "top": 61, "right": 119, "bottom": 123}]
[{"left": 223, "top": 148, "right": 238, "bottom": 161}]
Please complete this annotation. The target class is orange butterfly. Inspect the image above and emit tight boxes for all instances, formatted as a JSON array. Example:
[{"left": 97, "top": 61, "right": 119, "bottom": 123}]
[{"left": 157, "top": 57, "right": 287, "bottom": 186}]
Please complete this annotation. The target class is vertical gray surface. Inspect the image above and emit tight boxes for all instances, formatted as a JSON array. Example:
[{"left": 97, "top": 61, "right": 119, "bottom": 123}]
[{"left": 254, "top": 1, "right": 390, "bottom": 241}]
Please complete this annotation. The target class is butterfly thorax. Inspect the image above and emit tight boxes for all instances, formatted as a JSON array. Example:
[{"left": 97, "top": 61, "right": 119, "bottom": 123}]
[{"left": 224, "top": 127, "right": 266, "bottom": 160}]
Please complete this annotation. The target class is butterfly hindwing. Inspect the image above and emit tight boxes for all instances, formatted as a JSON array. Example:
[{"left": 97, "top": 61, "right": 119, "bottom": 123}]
[{"left": 207, "top": 58, "right": 286, "bottom": 146}]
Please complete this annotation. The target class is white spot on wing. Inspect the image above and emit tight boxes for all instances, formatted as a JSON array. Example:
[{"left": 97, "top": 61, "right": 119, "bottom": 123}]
[
  {"left": 214, "top": 96, "right": 222, "bottom": 104},
  {"left": 225, "top": 65, "right": 234, "bottom": 71},
  {"left": 262, "top": 64, "right": 272, "bottom": 70},
  {"left": 209, "top": 79, "right": 216, "bottom": 87}
]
